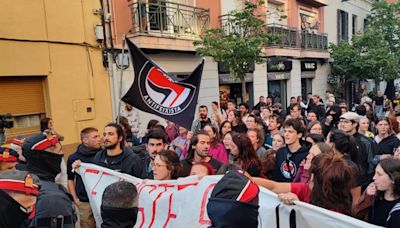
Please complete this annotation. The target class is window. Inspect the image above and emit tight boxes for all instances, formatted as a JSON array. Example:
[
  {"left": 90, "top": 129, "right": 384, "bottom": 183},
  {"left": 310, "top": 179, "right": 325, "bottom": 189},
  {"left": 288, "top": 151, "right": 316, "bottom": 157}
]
[
  {"left": 352, "top": 15, "right": 358, "bottom": 35},
  {"left": 337, "top": 10, "right": 349, "bottom": 43}
]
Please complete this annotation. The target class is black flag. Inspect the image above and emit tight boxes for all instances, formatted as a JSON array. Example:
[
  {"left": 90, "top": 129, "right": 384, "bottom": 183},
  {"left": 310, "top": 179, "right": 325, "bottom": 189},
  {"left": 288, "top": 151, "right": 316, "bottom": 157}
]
[{"left": 122, "top": 38, "right": 204, "bottom": 130}]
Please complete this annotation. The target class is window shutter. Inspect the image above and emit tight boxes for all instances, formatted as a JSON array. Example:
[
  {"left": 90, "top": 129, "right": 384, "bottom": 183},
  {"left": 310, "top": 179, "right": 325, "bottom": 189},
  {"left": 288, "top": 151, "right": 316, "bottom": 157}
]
[{"left": 337, "top": 10, "right": 342, "bottom": 43}]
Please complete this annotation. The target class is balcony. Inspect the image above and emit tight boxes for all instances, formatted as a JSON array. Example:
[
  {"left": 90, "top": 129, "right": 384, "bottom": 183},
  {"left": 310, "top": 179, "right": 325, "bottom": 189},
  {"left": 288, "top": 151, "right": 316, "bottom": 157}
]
[
  {"left": 266, "top": 23, "right": 329, "bottom": 58},
  {"left": 297, "top": 0, "right": 327, "bottom": 7},
  {"left": 127, "top": 0, "right": 210, "bottom": 51}
]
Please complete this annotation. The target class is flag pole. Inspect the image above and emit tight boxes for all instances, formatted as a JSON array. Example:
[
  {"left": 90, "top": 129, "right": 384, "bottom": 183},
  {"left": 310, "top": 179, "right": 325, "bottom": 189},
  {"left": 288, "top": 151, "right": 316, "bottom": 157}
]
[{"left": 116, "top": 34, "right": 126, "bottom": 125}]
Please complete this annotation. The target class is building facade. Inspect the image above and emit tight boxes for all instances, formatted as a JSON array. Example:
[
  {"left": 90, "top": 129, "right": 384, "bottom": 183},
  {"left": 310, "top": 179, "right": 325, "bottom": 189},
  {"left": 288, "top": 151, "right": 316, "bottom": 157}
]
[{"left": 0, "top": 0, "right": 113, "bottom": 151}]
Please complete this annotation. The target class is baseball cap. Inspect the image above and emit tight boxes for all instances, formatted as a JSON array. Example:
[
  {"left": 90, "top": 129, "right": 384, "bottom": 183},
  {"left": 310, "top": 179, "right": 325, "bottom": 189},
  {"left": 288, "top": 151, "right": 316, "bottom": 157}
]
[
  {"left": 0, "top": 170, "right": 40, "bottom": 196},
  {"left": 211, "top": 170, "right": 259, "bottom": 203},
  {"left": 340, "top": 112, "right": 360, "bottom": 123}
]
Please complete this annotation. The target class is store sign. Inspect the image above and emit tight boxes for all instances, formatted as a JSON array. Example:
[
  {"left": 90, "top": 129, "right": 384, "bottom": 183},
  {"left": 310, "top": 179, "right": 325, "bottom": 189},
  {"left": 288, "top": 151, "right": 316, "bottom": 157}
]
[
  {"left": 267, "top": 72, "right": 290, "bottom": 80},
  {"left": 267, "top": 58, "right": 292, "bottom": 72},
  {"left": 219, "top": 73, "right": 253, "bottom": 84},
  {"left": 301, "top": 71, "right": 316, "bottom": 78},
  {"left": 301, "top": 60, "right": 317, "bottom": 71}
]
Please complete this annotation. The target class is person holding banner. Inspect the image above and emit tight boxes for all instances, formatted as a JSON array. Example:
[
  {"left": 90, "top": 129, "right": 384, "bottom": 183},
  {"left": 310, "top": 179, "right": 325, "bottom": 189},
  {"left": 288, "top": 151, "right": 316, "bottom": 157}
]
[
  {"left": 72, "top": 123, "right": 143, "bottom": 178},
  {"left": 152, "top": 150, "right": 184, "bottom": 180},
  {"left": 254, "top": 153, "right": 354, "bottom": 216}
]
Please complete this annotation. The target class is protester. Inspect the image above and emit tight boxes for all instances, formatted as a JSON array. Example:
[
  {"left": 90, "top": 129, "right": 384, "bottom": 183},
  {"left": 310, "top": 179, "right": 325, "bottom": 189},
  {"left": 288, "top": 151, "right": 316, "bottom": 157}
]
[
  {"left": 247, "top": 128, "right": 266, "bottom": 159},
  {"left": 245, "top": 114, "right": 261, "bottom": 130},
  {"left": 356, "top": 158, "right": 400, "bottom": 227},
  {"left": 253, "top": 96, "right": 267, "bottom": 112},
  {"left": 152, "top": 150, "right": 184, "bottom": 180},
  {"left": 207, "top": 170, "right": 260, "bottom": 228},
  {"left": 261, "top": 149, "right": 276, "bottom": 179},
  {"left": 272, "top": 131, "right": 285, "bottom": 151},
  {"left": 239, "top": 103, "right": 250, "bottom": 123},
  {"left": 219, "top": 120, "right": 232, "bottom": 138},
  {"left": 203, "top": 124, "right": 228, "bottom": 164},
  {"left": 272, "top": 103, "right": 286, "bottom": 120},
  {"left": 67, "top": 127, "right": 101, "bottom": 228},
  {"left": 261, "top": 106, "right": 272, "bottom": 127},
  {"left": 227, "top": 110, "right": 247, "bottom": 133},
  {"left": 359, "top": 116, "right": 374, "bottom": 139},
  {"left": 139, "top": 128, "right": 167, "bottom": 179},
  {"left": 191, "top": 105, "right": 218, "bottom": 132},
  {"left": 0, "top": 170, "right": 40, "bottom": 228},
  {"left": 211, "top": 101, "right": 226, "bottom": 122},
  {"left": 373, "top": 90, "right": 384, "bottom": 119},
  {"left": 373, "top": 117, "right": 400, "bottom": 155},
  {"left": 304, "top": 134, "right": 325, "bottom": 145},
  {"left": 230, "top": 133, "right": 263, "bottom": 177},
  {"left": 306, "top": 121, "right": 323, "bottom": 136},
  {"left": 101, "top": 181, "right": 138, "bottom": 228},
  {"left": 273, "top": 118, "right": 309, "bottom": 182},
  {"left": 306, "top": 110, "right": 318, "bottom": 123},
  {"left": 171, "top": 126, "right": 188, "bottom": 160},
  {"left": 254, "top": 153, "right": 354, "bottom": 215},
  {"left": 72, "top": 123, "right": 143, "bottom": 178},
  {"left": 189, "top": 162, "right": 215, "bottom": 178},
  {"left": 222, "top": 131, "right": 235, "bottom": 163},
  {"left": 119, "top": 102, "right": 141, "bottom": 139},
  {"left": 181, "top": 130, "right": 222, "bottom": 175},
  {"left": 293, "top": 142, "right": 333, "bottom": 183},
  {"left": 312, "top": 94, "right": 326, "bottom": 120},
  {"left": 265, "top": 114, "right": 283, "bottom": 148},
  {"left": 165, "top": 121, "right": 179, "bottom": 144}
]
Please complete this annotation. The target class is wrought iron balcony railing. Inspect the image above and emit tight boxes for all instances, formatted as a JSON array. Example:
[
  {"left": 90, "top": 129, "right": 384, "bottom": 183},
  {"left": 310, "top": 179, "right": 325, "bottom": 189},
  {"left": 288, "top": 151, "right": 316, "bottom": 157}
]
[
  {"left": 300, "top": 31, "right": 328, "bottom": 50},
  {"left": 129, "top": 0, "right": 210, "bottom": 39},
  {"left": 267, "top": 23, "right": 299, "bottom": 48}
]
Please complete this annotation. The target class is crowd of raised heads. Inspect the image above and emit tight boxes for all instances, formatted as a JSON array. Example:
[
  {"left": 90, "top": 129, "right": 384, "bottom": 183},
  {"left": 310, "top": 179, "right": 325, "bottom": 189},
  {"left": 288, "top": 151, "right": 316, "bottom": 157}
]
[{"left": 1, "top": 90, "right": 400, "bottom": 227}]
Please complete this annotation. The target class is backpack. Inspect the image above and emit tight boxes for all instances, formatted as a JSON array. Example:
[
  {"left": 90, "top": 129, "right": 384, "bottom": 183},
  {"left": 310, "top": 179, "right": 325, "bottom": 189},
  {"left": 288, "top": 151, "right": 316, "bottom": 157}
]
[{"left": 30, "top": 181, "right": 77, "bottom": 228}]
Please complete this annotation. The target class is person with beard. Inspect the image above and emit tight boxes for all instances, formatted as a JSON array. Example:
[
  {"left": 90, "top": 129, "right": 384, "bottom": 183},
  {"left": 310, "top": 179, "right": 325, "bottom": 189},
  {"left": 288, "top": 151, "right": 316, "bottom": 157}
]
[
  {"left": 191, "top": 105, "right": 218, "bottom": 132},
  {"left": 0, "top": 170, "right": 40, "bottom": 228},
  {"left": 181, "top": 130, "right": 222, "bottom": 176},
  {"left": 67, "top": 127, "right": 102, "bottom": 228},
  {"left": 73, "top": 123, "right": 143, "bottom": 178},
  {"left": 101, "top": 181, "right": 138, "bottom": 228},
  {"left": 322, "top": 104, "right": 341, "bottom": 137},
  {"left": 23, "top": 128, "right": 76, "bottom": 227}
]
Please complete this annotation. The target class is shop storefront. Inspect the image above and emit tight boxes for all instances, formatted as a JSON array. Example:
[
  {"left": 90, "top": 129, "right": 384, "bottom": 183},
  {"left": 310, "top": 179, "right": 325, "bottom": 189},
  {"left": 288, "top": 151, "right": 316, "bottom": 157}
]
[
  {"left": 267, "top": 58, "right": 292, "bottom": 108},
  {"left": 301, "top": 60, "right": 317, "bottom": 102}
]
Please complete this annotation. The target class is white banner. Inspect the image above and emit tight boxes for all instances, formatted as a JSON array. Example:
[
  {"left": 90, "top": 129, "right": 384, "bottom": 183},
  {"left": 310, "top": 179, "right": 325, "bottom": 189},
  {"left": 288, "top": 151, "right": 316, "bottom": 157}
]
[{"left": 77, "top": 163, "right": 381, "bottom": 228}]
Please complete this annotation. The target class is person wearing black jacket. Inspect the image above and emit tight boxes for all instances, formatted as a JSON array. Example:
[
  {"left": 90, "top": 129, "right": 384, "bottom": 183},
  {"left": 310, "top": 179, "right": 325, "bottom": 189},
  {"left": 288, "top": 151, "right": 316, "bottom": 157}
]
[
  {"left": 273, "top": 119, "right": 309, "bottom": 182},
  {"left": 72, "top": 123, "right": 143, "bottom": 179},
  {"left": 374, "top": 117, "right": 400, "bottom": 155},
  {"left": 67, "top": 127, "right": 102, "bottom": 228}
]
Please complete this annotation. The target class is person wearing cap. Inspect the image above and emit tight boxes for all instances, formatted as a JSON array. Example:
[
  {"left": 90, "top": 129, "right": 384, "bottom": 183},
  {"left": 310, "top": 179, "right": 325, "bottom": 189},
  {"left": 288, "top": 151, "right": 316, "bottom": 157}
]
[
  {"left": 338, "top": 112, "right": 375, "bottom": 191},
  {"left": 0, "top": 146, "right": 19, "bottom": 170},
  {"left": 0, "top": 170, "right": 40, "bottom": 227},
  {"left": 207, "top": 169, "right": 260, "bottom": 228},
  {"left": 67, "top": 127, "right": 102, "bottom": 228}
]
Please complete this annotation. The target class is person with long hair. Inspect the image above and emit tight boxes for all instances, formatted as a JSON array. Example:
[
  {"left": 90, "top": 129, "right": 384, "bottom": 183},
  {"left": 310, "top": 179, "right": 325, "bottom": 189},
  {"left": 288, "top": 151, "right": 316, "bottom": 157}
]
[
  {"left": 203, "top": 124, "right": 228, "bottom": 164},
  {"left": 227, "top": 110, "right": 247, "bottom": 133},
  {"left": 152, "top": 150, "right": 184, "bottom": 180},
  {"left": 356, "top": 158, "right": 400, "bottom": 227},
  {"left": 327, "top": 129, "right": 364, "bottom": 211},
  {"left": 374, "top": 117, "right": 400, "bottom": 155},
  {"left": 272, "top": 131, "right": 285, "bottom": 151},
  {"left": 306, "top": 121, "right": 324, "bottom": 136},
  {"left": 219, "top": 121, "right": 232, "bottom": 138},
  {"left": 222, "top": 131, "right": 235, "bottom": 163},
  {"left": 247, "top": 128, "right": 266, "bottom": 159},
  {"left": 229, "top": 133, "right": 263, "bottom": 177},
  {"left": 254, "top": 153, "right": 354, "bottom": 215}
]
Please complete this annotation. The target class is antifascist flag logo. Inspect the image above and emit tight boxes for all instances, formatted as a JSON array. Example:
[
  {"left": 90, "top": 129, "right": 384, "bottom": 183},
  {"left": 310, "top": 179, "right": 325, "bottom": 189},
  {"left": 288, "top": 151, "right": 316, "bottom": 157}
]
[{"left": 122, "top": 38, "right": 204, "bottom": 130}]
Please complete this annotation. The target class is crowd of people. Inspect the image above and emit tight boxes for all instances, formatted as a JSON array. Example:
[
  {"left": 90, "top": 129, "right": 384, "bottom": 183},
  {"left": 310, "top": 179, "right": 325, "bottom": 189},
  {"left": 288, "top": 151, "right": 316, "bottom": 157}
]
[{"left": 1, "top": 90, "right": 400, "bottom": 227}]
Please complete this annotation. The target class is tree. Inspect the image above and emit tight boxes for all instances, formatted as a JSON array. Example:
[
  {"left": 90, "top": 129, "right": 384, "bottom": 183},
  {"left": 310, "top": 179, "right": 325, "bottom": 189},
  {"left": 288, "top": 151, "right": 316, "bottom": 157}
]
[
  {"left": 329, "top": 1, "right": 400, "bottom": 85},
  {"left": 193, "top": 0, "right": 278, "bottom": 103}
]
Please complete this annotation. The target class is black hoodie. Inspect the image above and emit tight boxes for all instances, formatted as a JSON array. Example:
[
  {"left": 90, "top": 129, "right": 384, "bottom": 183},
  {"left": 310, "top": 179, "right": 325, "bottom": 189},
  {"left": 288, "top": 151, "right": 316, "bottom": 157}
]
[{"left": 101, "top": 206, "right": 138, "bottom": 228}]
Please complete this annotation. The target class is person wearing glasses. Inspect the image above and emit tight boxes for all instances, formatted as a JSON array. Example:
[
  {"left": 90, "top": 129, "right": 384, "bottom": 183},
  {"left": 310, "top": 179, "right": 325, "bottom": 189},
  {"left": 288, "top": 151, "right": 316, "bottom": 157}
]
[{"left": 152, "top": 150, "right": 184, "bottom": 181}]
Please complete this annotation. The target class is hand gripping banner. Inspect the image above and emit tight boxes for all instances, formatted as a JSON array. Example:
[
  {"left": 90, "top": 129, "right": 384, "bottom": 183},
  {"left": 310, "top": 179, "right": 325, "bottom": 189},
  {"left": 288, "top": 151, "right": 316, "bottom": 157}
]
[
  {"left": 121, "top": 38, "right": 204, "bottom": 130},
  {"left": 77, "top": 163, "right": 381, "bottom": 228}
]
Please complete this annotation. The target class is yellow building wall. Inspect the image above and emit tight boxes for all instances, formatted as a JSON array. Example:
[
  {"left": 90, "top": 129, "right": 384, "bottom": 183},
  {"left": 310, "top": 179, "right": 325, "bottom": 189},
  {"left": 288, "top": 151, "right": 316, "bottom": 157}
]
[{"left": 0, "top": 0, "right": 113, "bottom": 152}]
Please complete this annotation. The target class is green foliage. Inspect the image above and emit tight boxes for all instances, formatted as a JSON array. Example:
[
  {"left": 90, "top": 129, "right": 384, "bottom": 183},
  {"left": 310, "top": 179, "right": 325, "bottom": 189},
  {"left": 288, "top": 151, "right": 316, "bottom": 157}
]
[
  {"left": 194, "top": 0, "right": 280, "bottom": 102},
  {"left": 329, "top": 1, "right": 400, "bottom": 82}
]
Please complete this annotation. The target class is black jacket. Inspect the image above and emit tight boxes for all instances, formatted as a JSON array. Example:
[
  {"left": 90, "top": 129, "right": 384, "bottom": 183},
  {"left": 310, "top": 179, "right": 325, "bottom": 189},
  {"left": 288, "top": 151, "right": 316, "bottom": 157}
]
[
  {"left": 93, "top": 147, "right": 143, "bottom": 178},
  {"left": 66, "top": 144, "right": 100, "bottom": 202},
  {"left": 374, "top": 135, "right": 400, "bottom": 155}
]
